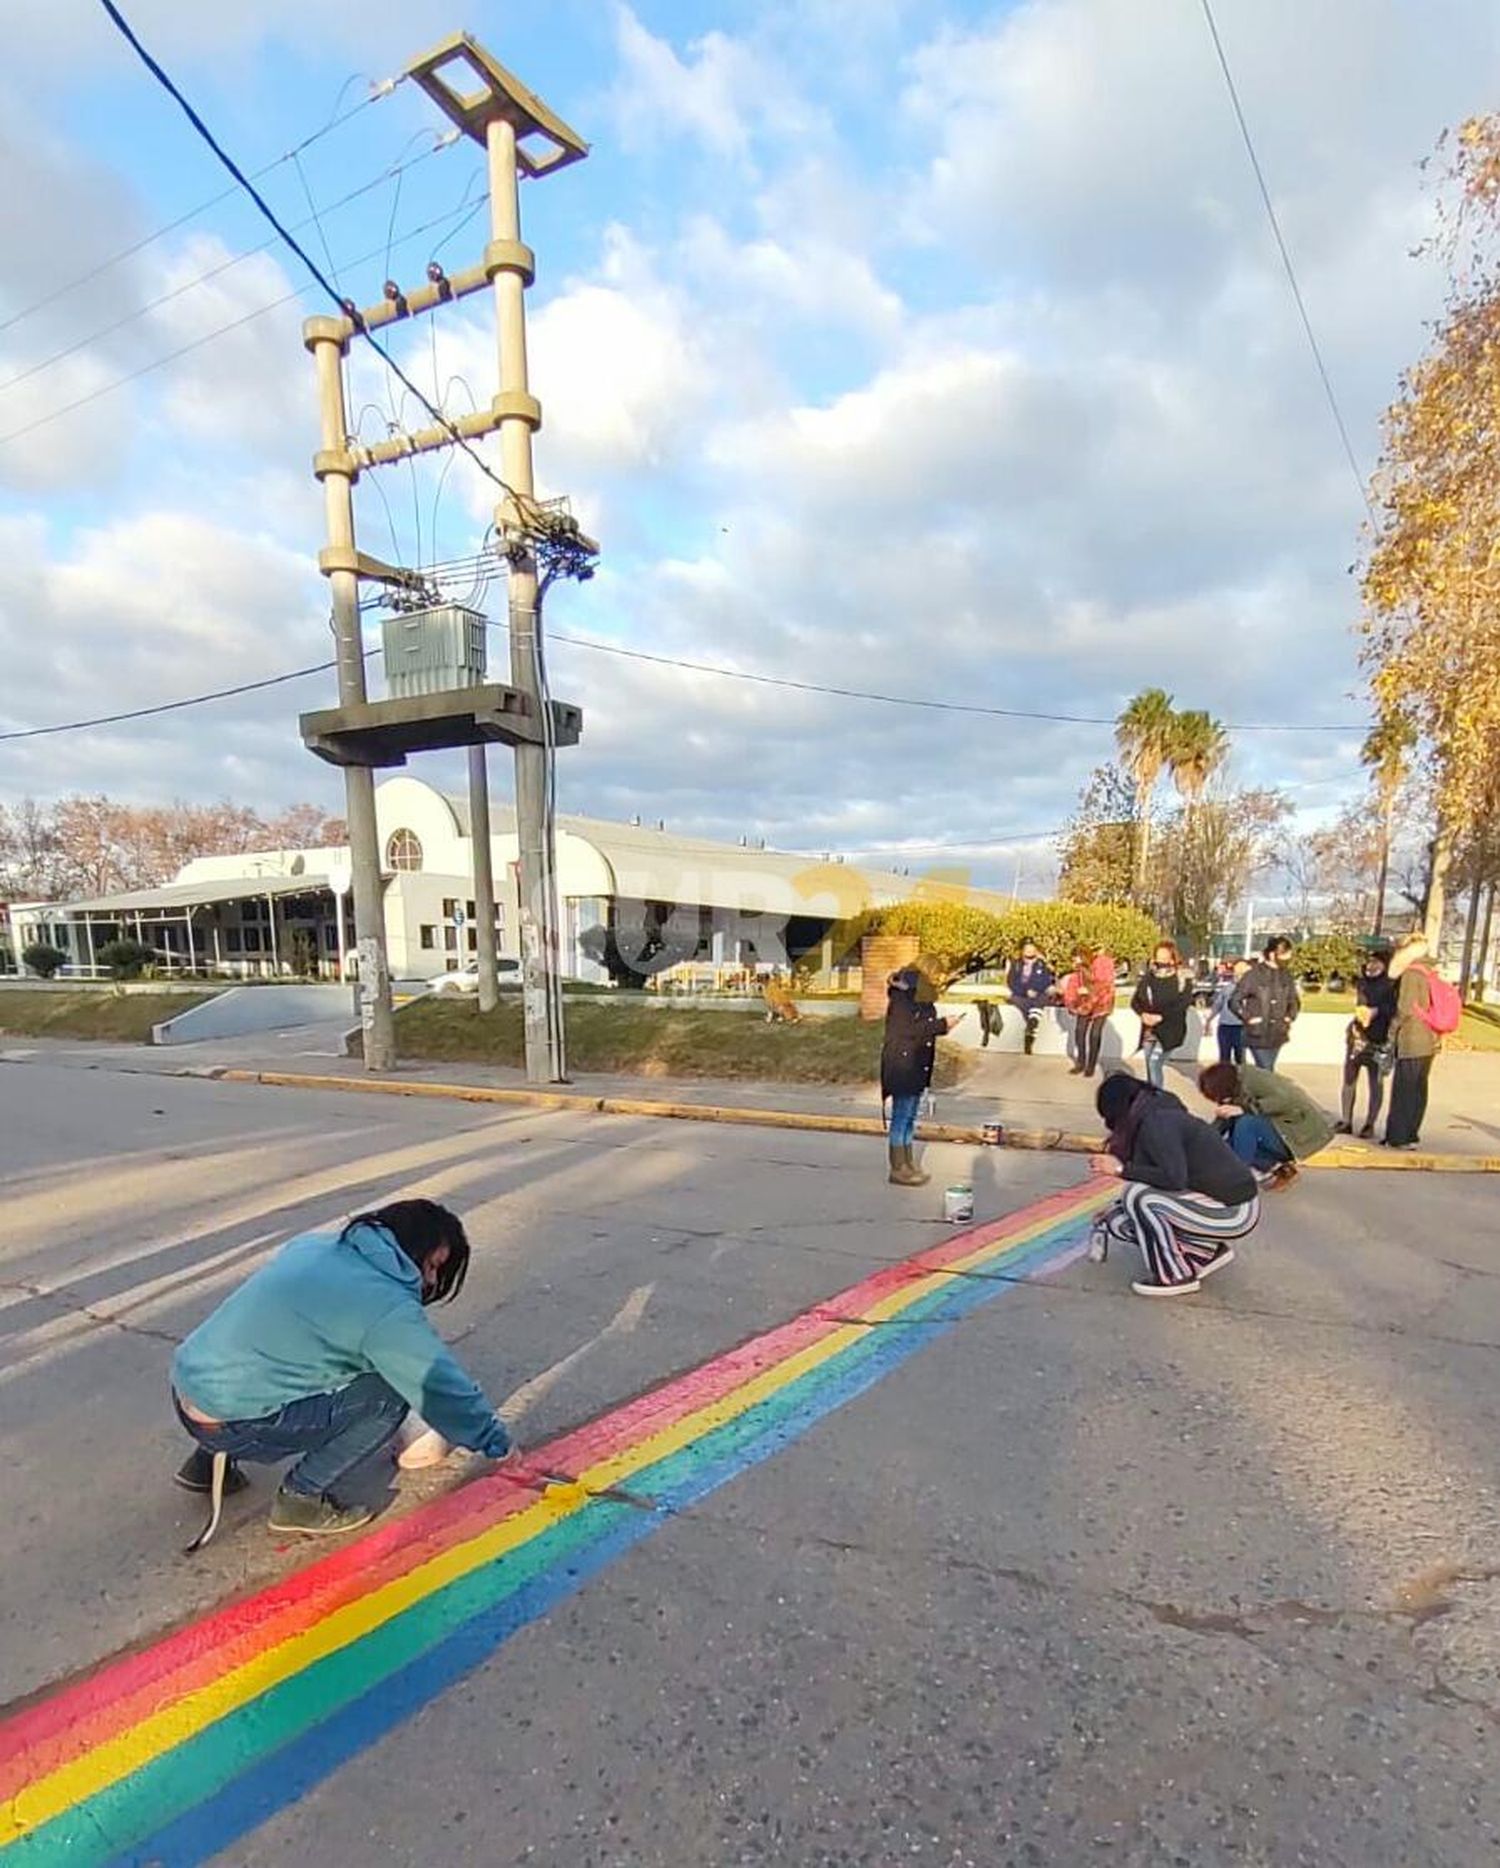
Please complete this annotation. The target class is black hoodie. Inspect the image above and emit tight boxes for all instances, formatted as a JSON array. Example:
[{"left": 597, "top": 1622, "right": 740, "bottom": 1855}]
[{"left": 1108, "top": 1083, "right": 1257, "bottom": 1205}]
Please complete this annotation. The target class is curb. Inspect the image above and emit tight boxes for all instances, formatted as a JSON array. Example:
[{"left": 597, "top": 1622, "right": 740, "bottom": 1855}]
[{"left": 210, "top": 1069, "right": 1500, "bottom": 1172}]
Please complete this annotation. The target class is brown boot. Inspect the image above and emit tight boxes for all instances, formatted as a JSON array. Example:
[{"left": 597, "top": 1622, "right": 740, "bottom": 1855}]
[
  {"left": 888, "top": 1145, "right": 923, "bottom": 1186},
  {"left": 903, "top": 1144, "right": 931, "bottom": 1186}
]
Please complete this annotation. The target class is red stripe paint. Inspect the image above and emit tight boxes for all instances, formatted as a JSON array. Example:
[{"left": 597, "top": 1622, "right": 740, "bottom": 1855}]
[{"left": 0, "top": 1178, "right": 1097, "bottom": 1798}]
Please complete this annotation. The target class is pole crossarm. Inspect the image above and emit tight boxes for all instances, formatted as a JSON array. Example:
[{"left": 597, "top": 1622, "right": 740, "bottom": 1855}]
[
  {"left": 316, "top": 546, "right": 430, "bottom": 588},
  {"left": 302, "top": 252, "right": 536, "bottom": 348},
  {"left": 347, "top": 398, "right": 533, "bottom": 471},
  {"left": 405, "top": 33, "right": 588, "bottom": 174}
]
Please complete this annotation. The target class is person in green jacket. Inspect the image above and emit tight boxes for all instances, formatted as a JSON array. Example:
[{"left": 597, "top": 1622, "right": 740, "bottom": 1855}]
[
  {"left": 1196, "top": 1060, "right": 1335, "bottom": 1189},
  {"left": 172, "top": 1198, "right": 522, "bottom": 1541}
]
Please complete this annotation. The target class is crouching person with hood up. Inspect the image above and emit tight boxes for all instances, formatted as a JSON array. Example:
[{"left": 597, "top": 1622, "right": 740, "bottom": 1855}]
[
  {"left": 171, "top": 1198, "right": 521, "bottom": 1544},
  {"left": 1088, "top": 1073, "right": 1261, "bottom": 1299}
]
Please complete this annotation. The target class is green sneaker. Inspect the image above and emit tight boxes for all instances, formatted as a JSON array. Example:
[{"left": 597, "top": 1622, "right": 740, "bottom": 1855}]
[{"left": 268, "top": 1488, "right": 375, "bottom": 1537}]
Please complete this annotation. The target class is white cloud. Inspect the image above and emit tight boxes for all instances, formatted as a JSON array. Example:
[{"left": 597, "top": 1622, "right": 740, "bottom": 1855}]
[
  {"left": 6, "top": 0, "right": 1497, "bottom": 886},
  {"left": 0, "top": 509, "right": 341, "bottom": 809},
  {"left": 609, "top": 5, "right": 818, "bottom": 161},
  {"left": 529, "top": 274, "right": 710, "bottom": 475}
]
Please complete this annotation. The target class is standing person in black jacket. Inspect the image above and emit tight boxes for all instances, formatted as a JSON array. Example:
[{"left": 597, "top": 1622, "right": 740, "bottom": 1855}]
[
  {"left": 1005, "top": 939, "right": 1055, "bottom": 1056},
  {"left": 881, "top": 968, "right": 967, "bottom": 1187},
  {"left": 1088, "top": 1073, "right": 1261, "bottom": 1298},
  {"left": 1229, "top": 936, "right": 1301, "bottom": 1069},
  {"left": 1131, "top": 940, "right": 1194, "bottom": 1089},
  {"left": 1335, "top": 950, "right": 1396, "bottom": 1137}
]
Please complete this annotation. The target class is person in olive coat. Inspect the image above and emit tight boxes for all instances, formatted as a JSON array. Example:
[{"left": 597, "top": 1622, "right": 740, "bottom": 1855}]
[
  {"left": 1197, "top": 1059, "right": 1335, "bottom": 1188},
  {"left": 881, "top": 968, "right": 966, "bottom": 1187}
]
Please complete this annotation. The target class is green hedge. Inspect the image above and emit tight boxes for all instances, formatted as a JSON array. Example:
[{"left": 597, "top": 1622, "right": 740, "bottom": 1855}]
[
  {"left": 859, "top": 900, "right": 1161, "bottom": 989},
  {"left": 1291, "top": 932, "right": 1364, "bottom": 981}
]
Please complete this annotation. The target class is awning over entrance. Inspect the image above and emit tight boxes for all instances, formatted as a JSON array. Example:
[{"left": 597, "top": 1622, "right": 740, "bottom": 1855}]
[{"left": 41, "top": 875, "right": 339, "bottom": 917}]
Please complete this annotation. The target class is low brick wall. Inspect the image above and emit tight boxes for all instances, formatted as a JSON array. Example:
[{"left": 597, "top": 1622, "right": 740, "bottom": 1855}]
[{"left": 858, "top": 935, "right": 921, "bottom": 1021}]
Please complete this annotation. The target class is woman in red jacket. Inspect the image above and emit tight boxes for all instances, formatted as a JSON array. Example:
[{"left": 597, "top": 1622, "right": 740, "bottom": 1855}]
[{"left": 1060, "top": 945, "right": 1115, "bottom": 1080}]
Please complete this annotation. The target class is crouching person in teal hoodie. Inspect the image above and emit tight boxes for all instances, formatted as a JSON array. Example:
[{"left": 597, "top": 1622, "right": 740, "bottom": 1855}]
[{"left": 171, "top": 1198, "right": 519, "bottom": 1540}]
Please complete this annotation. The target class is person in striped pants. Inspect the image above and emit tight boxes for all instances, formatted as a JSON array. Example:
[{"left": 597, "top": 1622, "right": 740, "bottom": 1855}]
[{"left": 1088, "top": 1073, "right": 1261, "bottom": 1297}]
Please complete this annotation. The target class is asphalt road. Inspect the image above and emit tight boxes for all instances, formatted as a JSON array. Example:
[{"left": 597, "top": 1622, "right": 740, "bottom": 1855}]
[{"left": 2, "top": 1054, "right": 1498, "bottom": 1866}]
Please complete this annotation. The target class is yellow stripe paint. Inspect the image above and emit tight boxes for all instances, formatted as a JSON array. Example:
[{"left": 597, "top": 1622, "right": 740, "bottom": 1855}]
[{"left": 2, "top": 1192, "right": 1100, "bottom": 1845}]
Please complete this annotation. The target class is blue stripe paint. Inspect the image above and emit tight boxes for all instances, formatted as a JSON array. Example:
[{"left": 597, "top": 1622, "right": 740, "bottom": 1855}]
[{"left": 110, "top": 1211, "right": 1092, "bottom": 1868}]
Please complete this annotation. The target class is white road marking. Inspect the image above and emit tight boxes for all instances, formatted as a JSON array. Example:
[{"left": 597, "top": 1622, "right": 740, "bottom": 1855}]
[{"left": 500, "top": 1281, "right": 656, "bottom": 1426}]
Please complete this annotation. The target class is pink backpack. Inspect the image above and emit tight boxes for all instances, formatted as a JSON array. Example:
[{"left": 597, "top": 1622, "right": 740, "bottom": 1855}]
[{"left": 1412, "top": 966, "right": 1462, "bottom": 1036}]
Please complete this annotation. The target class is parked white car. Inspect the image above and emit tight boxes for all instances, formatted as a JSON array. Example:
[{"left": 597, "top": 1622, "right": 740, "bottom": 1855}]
[{"left": 427, "top": 959, "right": 518, "bottom": 995}]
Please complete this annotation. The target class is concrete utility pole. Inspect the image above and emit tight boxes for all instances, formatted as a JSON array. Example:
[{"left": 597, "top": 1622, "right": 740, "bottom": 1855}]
[
  {"left": 305, "top": 319, "right": 397, "bottom": 1070},
  {"left": 300, "top": 36, "right": 589, "bottom": 1079},
  {"left": 486, "top": 110, "right": 566, "bottom": 1080}
]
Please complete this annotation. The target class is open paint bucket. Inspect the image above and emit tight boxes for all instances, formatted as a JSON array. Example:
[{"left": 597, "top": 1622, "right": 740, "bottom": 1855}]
[{"left": 943, "top": 1183, "right": 975, "bottom": 1223}]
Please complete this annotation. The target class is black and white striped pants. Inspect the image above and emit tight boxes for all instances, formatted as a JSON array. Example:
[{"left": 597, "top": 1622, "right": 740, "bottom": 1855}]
[{"left": 1096, "top": 1182, "right": 1261, "bottom": 1287}]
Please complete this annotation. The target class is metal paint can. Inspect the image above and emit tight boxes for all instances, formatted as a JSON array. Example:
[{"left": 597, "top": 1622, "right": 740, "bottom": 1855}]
[
  {"left": 980, "top": 1121, "right": 1004, "bottom": 1147},
  {"left": 943, "top": 1183, "right": 975, "bottom": 1224}
]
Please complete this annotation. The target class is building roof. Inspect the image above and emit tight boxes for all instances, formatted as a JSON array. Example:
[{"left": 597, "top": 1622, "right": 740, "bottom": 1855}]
[
  {"left": 24, "top": 875, "right": 336, "bottom": 917},
  {"left": 442, "top": 795, "right": 1012, "bottom": 917}
]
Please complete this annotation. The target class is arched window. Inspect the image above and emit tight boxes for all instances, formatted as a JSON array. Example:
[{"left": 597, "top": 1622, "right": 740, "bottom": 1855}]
[{"left": 385, "top": 829, "right": 423, "bottom": 873}]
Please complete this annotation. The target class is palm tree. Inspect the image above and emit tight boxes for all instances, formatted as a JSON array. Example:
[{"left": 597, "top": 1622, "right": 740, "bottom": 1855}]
[
  {"left": 1360, "top": 712, "right": 1415, "bottom": 939},
  {"left": 1168, "top": 710, "right": 1231, "bottom": 812},
  {"left": 1115, "top": 688, "right": 1177, "bottom": 904}
]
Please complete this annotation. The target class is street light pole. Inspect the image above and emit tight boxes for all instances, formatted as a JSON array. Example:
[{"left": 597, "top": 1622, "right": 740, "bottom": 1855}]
[
  {"left": 305, "top": 318, "right": 396, "bottom": 1070},
  {"left": 468, "top": 743, "right": 500, "bottom": 1013}
]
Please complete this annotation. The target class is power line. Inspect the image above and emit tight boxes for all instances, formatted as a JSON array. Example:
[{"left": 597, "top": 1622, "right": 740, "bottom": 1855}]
[
  {"left": 0, "top": 654, "right": 375, "bottom": 743},
  {"left": 1198, "top": 0, "right": 1376, "bottom": 525},
  {"left": 543, "top": 629, "right": 1362, "bottom": 734},
  {"left": 1, "top": 604, "right": 1367, "bottom": 747},
  {"left": 0, "top": 77, "right": 393, "bottom": 340},
  {"left": 0, "top": 193, "right": 484, "bottom": 450},
  {"left": 0, "top": 136, "right": 455, "bottom": 399},
  {"left": 97, "top": 0, "right": 540, "bottom": 526}
]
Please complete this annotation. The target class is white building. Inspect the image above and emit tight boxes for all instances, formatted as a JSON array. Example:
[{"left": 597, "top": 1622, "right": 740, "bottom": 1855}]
[{"left": 9, "top": 777, "right": 1009, "bottom": 985}]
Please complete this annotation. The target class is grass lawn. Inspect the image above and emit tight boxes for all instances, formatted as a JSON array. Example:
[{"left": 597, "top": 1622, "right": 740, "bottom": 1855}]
[
  {"left": 1457, "top": 1003, "right": 1500, "bottom": 1052},
  {"left": 396, "top": 997, "right": 966, "bottom": 1086},
  {"left": 0, "top": 989, "right": 214, "bottom": 1042}
]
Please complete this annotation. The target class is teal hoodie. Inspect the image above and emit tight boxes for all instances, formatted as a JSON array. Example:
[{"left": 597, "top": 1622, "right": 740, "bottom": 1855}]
[{"left": 172, "top": 1221, "right": 510, "bottom": 1457}]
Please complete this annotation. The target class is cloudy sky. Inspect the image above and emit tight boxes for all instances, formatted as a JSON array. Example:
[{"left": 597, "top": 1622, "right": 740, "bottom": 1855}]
[{"left": 2, "top": 0, "right": 1497, "bottom": 889}]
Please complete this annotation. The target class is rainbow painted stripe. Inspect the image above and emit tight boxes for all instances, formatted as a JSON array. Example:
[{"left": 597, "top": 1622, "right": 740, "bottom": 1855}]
[{"left": 0, "top": 1178, "right": 1109, "bottom": 1867}]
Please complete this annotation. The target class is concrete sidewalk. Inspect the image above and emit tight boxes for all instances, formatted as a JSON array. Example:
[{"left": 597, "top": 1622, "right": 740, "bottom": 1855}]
[{"left": 5, "top": 1030, "right": 1498, "bottom": 1159}]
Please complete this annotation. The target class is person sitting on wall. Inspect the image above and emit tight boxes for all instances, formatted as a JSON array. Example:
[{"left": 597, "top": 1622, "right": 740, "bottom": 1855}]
[{"left": 1006, "top": 938, "right": 1056, "bottom": 1056}]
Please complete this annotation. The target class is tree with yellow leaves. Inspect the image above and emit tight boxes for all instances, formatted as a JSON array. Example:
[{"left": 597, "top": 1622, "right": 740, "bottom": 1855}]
[{"left": 1362, "top": 114, "right": 1500, "bottom": 948}]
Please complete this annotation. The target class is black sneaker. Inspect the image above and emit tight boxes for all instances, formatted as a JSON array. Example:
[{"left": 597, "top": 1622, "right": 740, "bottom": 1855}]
[
  {"left": 1333, "top": 1121, "right": 1353, "bottom": 1135},
  {"left": 268, "top": 1488, "right": 375, "bottom": 1537},
  {"left": 174, "top": 1448, "right": 249, "bottom": 1496},
  {"left": 1358, "top": 1123, "right": 1375, "bottom": 1139}
]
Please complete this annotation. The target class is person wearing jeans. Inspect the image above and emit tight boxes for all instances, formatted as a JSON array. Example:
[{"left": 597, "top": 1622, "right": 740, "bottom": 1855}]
[
  {"left": 175, "top": 1371, "right": 410, "bottom": 1510},
  {"left": 1229, "top": 937, "right": 1301, "bottom": 1070},
  {"left": 880, "top": 967, "right": 966, "bottom": 1186},
  {"left": 172, "top": 1199, "right": 521, "bottom": 1540},
  {"left": 1209, "top": 960, "right": 1249, "bottom": 1064},
  {"left": 1132, "top": 941, "right": 1193, "bottom": 1089},
  {"left": 1222, "top": 1112, "right": 1293, "bottom": 1172},
  {"left": 1197, "top": 1061, "right": 1335, "bottom": 1190}
]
